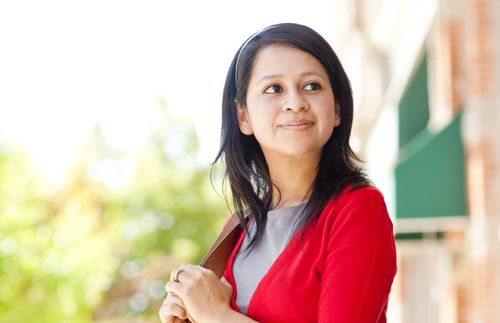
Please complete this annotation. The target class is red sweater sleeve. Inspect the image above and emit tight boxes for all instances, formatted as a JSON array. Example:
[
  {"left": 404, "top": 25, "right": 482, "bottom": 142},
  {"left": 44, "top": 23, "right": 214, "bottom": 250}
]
[{"left": 318, "top": 190, "right": 397, "bottom": 322}]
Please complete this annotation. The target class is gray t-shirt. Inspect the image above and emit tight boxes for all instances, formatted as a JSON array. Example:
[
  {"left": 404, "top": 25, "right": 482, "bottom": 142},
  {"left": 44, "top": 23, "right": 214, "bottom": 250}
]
[{"left": 233, "top": 204, "right": 305, "bottom": 314}]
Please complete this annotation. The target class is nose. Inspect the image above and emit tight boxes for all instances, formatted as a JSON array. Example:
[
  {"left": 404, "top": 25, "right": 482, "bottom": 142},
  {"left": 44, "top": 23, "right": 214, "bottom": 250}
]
[{"left": 282, "top": 89, "right": 309, "bottom": 112}]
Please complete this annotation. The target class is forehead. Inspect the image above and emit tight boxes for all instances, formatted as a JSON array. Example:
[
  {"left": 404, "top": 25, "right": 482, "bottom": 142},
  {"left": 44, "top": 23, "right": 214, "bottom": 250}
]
[{"left": 250, "top": 44, "right": 327, "bottom": 79}]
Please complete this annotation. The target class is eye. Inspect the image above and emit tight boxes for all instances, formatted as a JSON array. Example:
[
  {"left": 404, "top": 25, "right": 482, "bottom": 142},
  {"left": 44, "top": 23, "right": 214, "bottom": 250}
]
[
  {"left": 264, "top": 84, "right": 283, "bottom": 94},
  {"left": 303, "top": 82, "right": 322, "bottom": 91}
]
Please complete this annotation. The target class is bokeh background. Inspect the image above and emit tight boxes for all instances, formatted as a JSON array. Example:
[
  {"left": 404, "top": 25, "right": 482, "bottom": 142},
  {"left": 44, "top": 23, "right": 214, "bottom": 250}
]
[{"left": 1, "top": 0, "right": 499, "bottom": 322}]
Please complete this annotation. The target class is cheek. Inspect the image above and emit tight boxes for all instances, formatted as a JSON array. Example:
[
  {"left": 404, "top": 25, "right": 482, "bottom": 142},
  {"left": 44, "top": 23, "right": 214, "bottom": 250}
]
[
  {"left": 320, "top": 117, "right": 336, "bottom": 138},
  {"left": 248, "top": 105, "right": 276, "bottom": 129},
  {"left": 318, "top": 107, "right": 337, "bottom": 126},
  {"left": 251, "top": 115, "right": 273, "bottom": 140},
  {"left": 317, "top": 108, "right": 337, "bottom": 139}
]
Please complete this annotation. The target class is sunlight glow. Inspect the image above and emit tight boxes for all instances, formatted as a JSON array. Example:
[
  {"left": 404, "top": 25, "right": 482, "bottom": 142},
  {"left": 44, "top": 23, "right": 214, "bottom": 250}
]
[{"left": 0, "top": 0, "right": 339, "bottom": 183}]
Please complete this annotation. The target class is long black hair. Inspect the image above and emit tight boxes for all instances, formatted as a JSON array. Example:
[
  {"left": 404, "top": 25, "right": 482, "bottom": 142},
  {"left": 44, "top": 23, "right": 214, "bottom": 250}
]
[{"left": 212, "top": 23, "right": 370, "bottom": 251}]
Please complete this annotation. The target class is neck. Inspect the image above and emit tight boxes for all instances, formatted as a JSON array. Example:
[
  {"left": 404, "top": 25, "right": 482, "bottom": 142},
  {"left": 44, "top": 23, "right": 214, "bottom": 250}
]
[{"left": 266, "top": 153, "right": 320, "bottom": 209}]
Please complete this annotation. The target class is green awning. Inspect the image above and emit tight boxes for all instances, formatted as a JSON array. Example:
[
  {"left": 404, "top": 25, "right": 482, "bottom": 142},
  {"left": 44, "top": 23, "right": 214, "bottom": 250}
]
[
  {"left": 395, "top": 112, "right": 467, "bottom": 218},
  {"left": 399, "top": 54, "right": 430, "bottom": 148}
]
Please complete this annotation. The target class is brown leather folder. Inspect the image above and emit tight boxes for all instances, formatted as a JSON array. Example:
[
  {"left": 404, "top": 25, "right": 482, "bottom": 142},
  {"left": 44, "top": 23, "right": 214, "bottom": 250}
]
[
  {"left": 199, "top": 213, "right": 242, "bottom": 277},
  {"left": 183, "top": 214, "right": 242, "bottom": 322}
]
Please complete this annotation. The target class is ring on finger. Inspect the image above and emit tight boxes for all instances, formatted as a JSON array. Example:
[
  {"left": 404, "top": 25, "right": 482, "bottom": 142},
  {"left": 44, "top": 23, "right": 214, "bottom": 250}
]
[{"left": 173, "top": 268, "right": 185, "bottom": 282}]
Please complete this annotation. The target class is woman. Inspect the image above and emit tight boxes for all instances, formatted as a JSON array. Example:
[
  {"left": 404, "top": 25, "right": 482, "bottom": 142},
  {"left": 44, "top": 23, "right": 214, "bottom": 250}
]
[{"left": 159, "top": 23, "right": 397, "bottom": 323}]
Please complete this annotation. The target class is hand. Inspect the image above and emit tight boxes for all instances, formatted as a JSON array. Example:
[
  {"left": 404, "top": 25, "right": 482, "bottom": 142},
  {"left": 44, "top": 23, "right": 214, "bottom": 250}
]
[
  {"left": 158, "top": 292, "right": 191, "bottom": 323},
  {"left": 159, "top": 268, "right": 197, "bottom": 323},
  {"left": 165, "top": 264, "right": 233, "bottom": 323}
]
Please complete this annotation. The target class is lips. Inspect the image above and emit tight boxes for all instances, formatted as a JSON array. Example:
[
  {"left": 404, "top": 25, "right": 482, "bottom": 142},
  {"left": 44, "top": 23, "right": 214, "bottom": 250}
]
[
  {"left": 283, "top": 119, "right": 313, "bottom": 126},
  {"left": 279, "top": 119, "right": 314, "bottom": 130}
]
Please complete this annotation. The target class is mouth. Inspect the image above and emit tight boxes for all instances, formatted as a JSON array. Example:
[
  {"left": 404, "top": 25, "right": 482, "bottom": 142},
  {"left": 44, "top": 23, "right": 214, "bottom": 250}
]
[{"left": 279, "top": 120, "right": 314, "bottom": 130}]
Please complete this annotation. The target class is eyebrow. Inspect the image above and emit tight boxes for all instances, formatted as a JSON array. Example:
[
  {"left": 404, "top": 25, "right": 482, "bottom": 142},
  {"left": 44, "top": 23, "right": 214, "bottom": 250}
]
[{"left": 256, "top": 71, "right": 327, "bottom": 84}]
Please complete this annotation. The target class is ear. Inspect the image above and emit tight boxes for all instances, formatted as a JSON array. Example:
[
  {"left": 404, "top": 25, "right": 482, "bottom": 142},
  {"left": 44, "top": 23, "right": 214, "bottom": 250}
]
[
  {"left": 235, "top": 101, "right": 253, "bottom": 135},
  {"left": 334, "top": 103, "right": 341, "bottom": 127}
]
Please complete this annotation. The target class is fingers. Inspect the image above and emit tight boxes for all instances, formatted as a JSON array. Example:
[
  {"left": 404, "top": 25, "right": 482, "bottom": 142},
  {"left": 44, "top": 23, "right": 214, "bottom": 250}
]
[
  {"left": 161, "top": 315, "right": 186, "bottom": 323},
  {"left": 159, "top": 306, "right": 186, "bottom": 322},
  {"left": 170, "top": 264, "right": 215, "bottom": 284},
  {"left": 164, "top": 264, "right": 224, "bottom": 322},
  {"left": 159, "top": 293, "right": 188, "bottom": 323},
  {"left": 170, "top": 267, "right": 187, "bottom": 283},
  {"left": 221, "top": 276, "right": 230, "bottom": 286},
  {"left": 170, "top": 264, "right": 193, "bottom": 283},
  {"left": 159, "top": 308, "right": 186, "bottom": 323},
  {"left": 165, "top": 280, "right": 185, "bottom": 299}
]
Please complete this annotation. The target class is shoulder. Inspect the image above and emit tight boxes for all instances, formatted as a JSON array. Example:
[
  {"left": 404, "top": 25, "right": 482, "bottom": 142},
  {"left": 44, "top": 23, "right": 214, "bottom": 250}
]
[
  {"left": 319, "top": 185, "right": 392, "bottom": 230},
  {"left": 326, "top": 185, "right": 385, "bottom": 212}
]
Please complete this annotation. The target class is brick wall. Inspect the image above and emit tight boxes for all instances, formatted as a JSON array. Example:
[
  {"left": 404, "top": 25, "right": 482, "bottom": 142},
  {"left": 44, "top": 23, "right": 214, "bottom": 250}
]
[{"left": 463, "top": 0, "right": 500, "bottom": 321}]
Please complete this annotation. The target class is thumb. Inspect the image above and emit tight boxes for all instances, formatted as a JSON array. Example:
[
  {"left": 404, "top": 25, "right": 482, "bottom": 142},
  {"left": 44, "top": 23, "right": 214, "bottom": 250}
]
[{"left": 220, "top": 276, "right": 231, "bottom": 287}]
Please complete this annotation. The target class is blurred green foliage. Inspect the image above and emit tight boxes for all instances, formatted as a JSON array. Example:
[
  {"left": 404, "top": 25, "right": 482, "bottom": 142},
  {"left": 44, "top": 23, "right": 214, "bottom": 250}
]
[{"left": 0, "top": 103, "right": 227, "bottom": 322}]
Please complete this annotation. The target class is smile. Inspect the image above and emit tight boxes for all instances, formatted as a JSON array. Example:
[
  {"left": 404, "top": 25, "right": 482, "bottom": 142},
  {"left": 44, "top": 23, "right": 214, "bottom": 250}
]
[{"left": 279, "top": 120, "right": 314, "bottom": 130}]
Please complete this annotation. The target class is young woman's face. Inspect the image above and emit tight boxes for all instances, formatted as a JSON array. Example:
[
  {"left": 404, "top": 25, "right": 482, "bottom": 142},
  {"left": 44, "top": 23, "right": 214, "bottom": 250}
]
[{"left": 237, "top": 44, "right": 340, "bottom": 161}]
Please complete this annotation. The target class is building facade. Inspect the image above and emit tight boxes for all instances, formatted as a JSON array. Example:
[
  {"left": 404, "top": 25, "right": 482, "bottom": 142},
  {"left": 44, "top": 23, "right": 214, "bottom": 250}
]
[{"left": 329, "top": 0, "right": 500, "bottom": 322}]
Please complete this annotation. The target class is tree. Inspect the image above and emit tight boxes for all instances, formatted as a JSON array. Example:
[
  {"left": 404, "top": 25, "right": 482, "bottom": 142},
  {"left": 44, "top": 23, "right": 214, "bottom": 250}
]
[{"left": 0, "top": 101, "right": 227, "bottom": 322}]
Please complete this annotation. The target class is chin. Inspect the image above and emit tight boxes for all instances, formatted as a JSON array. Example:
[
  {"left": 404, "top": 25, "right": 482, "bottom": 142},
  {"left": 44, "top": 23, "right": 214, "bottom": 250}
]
[{"left": 276, "top": 147, "right": 322, "bottom": 159}]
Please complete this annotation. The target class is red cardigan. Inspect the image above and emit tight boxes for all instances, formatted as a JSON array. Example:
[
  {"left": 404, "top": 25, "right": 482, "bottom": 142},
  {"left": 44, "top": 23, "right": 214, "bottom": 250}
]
[{"left": 223, "top": 186, "right": 397, "bottom": 323}]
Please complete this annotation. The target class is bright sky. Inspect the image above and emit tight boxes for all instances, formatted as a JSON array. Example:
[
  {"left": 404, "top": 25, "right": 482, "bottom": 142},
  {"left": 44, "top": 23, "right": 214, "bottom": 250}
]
[{"left": 0, "top": 0, "right": 341, "bottom": 182}]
